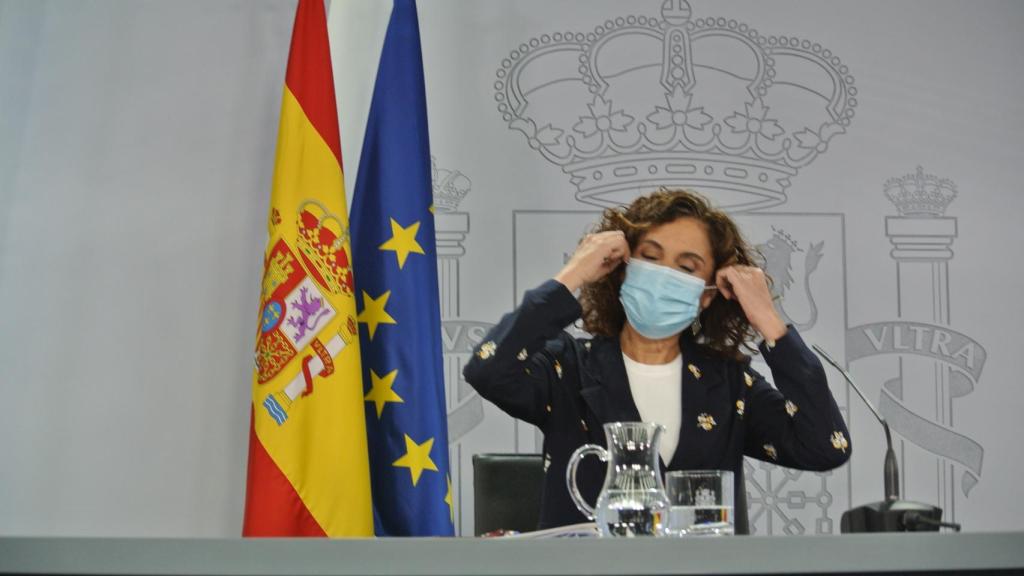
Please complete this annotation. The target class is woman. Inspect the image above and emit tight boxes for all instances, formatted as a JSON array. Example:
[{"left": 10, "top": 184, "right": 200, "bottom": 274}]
[{"left": 463, "top": 189, "right": 850, "bottom": 533}]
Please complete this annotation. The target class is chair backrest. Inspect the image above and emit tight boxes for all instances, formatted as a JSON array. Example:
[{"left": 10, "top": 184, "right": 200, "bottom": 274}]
[
  {"left": 472, "top": 453, "right": 544, "bottom": 536},
  {"left": 735, "top": 463, "right": 749, "bottom": 535}
]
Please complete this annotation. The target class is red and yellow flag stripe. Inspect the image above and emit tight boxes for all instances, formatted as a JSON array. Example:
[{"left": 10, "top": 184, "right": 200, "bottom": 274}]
[{"left": 243, "top": 0, "right": 372, "bottom": 537}]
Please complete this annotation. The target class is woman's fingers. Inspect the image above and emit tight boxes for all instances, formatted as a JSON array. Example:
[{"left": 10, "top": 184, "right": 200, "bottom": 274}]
[
  {"left": 588, "top": 231, "right": 626, "bottom": 265},
  {"left": 601, "top": 232, "right": 629, "bottom": 264},
  {"left": 716, "top": 265, "right": 770, "bottom": 302},
  {"left": 715, "top": 267, "right": 736, "bottom": 300},
  {"left": 713, "top": 265, "right": 787, "bottom": 340},
  {"left": 559, "top": 231, "right": 629, "bottom": 289}
]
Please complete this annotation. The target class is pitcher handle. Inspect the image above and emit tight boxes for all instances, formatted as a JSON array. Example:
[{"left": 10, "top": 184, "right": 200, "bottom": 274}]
[{"left": 566, "top": 443, "right": 607, "bottom": 520}]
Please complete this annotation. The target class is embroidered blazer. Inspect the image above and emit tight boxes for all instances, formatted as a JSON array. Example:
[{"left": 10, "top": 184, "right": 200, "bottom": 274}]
[{"left": 463, "top": 280, "right": 851, "bottom": 531}]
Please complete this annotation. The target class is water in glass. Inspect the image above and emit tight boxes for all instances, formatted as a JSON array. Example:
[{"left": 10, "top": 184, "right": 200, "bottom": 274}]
[{"left": 664, "top": 470, "right": 735, "bottom": 536}]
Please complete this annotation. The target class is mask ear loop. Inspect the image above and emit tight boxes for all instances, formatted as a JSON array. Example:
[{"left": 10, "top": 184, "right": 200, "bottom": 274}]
[
  {"left": 691, "top": 282, "right": 721, "bottom": 335},
  {"left": 692, "top": 286, "right": 717, "bottom": 335}
]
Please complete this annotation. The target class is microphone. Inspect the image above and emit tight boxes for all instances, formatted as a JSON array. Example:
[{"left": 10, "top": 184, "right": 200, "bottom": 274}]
[
  {"left": 811, "top": 344, "right": 956, "bottom": 532},
  {"left": 812, "top": 344, "right": 899, "bottom": 501}
]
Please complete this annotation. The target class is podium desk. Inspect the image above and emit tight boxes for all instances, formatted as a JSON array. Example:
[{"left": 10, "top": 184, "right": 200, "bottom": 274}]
[{"left": 2, "top": 533, "right": 1023, "bottom": 575}]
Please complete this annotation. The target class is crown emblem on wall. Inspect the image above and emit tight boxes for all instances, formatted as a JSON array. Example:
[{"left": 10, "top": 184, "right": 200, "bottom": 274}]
[
  {"left": 494, "top": 0, "right": 857, "bottom": 210},
  {"left": 769, "top": 226, "right": 800, "bottom": 252},
  {"left": 885, "top": 166, "right": 957, "bottom": 217},
  {"left": 432, "top": 156, "right": 471, "bottom": 212}
]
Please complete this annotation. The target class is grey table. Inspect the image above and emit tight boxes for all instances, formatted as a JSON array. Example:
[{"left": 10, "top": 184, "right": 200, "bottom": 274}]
[{"left": 2, "top": 533, "right": 1024, "bottom": 575}]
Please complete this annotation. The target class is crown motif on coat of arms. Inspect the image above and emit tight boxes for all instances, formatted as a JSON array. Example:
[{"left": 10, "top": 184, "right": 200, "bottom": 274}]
[
  {"left": 431, "top": 156, "right": 471, "bottom": 212},
  {"left": 494, "top": 0, "right": 857, "bottom": 210},
  {"left": 295, "top": 200, "right": 354, "bottom": 295},
  {"left": 769, "top": 226, "right": 800, "bottom": 252},
  {"left": 884, "top": 166, "right": 957, "bottom": 217}
]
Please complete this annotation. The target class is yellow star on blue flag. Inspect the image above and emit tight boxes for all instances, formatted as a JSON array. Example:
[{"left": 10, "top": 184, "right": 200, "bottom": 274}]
[
  {"left": 357, "top": 290, "right": 396, "bottom": 340},
  {"left": 391, "top": 434, "right": 438, "bottom": 487},
  {"left": 364, "top": 369, "right": 403, "bottom": 419},
  {"left": 379, "top": 218, "right": 425, "bottom": 269}
]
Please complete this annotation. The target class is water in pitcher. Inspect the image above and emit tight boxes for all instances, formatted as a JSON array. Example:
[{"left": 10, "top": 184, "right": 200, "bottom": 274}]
[{"left": 594, "top": 489, "right": 667, "bottom": 537}]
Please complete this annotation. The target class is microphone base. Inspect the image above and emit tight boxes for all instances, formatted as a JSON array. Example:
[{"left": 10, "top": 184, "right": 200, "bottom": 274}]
[{"left": 840, "top": 500, "right": 943, "bottom": 533}]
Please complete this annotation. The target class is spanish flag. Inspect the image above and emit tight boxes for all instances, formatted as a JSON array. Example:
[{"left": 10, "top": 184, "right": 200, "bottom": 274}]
[{"left": 243, "top": 0, "right": 372, "bottom": 537}]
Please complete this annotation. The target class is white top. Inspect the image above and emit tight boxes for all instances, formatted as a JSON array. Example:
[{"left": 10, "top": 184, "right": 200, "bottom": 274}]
[{"left": 622, "top": 352, "right": 683, "bottom": 464}]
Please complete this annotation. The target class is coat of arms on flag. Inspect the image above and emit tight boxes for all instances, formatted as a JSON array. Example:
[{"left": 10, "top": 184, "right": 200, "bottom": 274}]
[{"left": 255, "top": 201, "right": 357, "bottom": 425}]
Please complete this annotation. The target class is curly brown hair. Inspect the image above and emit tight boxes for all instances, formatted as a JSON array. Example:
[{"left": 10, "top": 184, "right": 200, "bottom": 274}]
[{"left": 578, "top": 189, "right": 763, "bottom": 360}]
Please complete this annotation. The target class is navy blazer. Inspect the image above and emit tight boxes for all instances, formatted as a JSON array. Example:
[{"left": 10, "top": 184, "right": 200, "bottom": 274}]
[{"left": 463, "top": 280, "right": 851, "bottom": 531}]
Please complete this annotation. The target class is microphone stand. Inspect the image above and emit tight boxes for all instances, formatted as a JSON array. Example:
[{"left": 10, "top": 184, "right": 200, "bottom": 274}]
[{"left": 811, "top": 345, "right": 959, "bottom": 532}]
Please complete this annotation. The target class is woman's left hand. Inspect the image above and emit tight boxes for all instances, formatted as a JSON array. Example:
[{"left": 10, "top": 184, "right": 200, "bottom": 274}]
[{"left": 715, "top": 265, "right": 788, "bottom": 341}]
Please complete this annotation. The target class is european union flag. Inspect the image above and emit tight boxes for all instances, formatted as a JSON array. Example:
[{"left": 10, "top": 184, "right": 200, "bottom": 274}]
[{"left": 350, "top": 0, "right": 453, "bottom": 537}]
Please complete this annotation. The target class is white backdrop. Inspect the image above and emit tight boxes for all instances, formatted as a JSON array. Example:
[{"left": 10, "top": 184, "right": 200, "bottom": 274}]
[
  {"left": 0, "top": 0, "right": 294, "bottom": 537},
  {"left": 1, "top": 0, "right": 1023, "bottom": 537}
]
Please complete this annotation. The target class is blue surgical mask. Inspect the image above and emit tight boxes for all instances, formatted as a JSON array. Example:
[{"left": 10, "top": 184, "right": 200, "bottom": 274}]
[{"left": 619, "top": 259, "right": 706, "bottom": 340}]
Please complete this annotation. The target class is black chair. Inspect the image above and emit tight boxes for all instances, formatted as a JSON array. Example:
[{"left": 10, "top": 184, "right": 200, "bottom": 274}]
[
  {"left": 472, "top": 453, "right": 545, "bottom": 535},
  {"left": 471, "top": 452, "right": 750, "bottom": 535},
  {"left": 735, "top": 464, "right": 750, "bottom": 535}
]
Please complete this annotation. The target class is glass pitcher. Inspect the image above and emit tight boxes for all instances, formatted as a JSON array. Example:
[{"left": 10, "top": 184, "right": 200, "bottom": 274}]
[{"left": 566, "top": 421, "right": 670, "bottom": 537}]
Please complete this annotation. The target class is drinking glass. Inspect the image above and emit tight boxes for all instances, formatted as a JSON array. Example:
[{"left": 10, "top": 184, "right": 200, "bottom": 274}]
[{"left": 663, "top": 470, "right": 734, "bottom": 536}]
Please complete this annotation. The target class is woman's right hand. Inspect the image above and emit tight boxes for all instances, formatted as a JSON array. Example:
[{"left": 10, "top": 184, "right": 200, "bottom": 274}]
[{"left": 553, "top": 231, "right": 630, "bottom": 292}]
